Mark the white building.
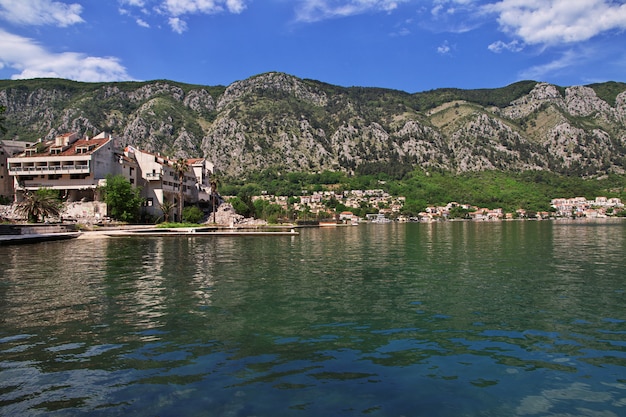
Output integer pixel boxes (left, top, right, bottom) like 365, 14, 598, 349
7, 132, 128, 202
0, 139, 30, 201
125, 147, 208, 221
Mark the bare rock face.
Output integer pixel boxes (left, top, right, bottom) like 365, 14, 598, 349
216, 72, 328, 110
183, 89, 216, 113
204, 203, 266, 226
616, 91, 626, 124
448, 113, 547, 172
2, 74, 625, 177
503, 83, 565, 119
565, 86, 612, 117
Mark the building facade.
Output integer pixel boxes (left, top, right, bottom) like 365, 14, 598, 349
7, 132, 214, 221
7, 132, 124, 202
0, 139, 29, 201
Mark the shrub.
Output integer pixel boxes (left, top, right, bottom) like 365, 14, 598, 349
102, 174, 143, 222
182, 206, 204, 223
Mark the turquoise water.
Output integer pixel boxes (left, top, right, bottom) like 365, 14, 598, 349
1, 221, 625, 416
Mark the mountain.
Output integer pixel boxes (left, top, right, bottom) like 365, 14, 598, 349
1, 73, 625, 178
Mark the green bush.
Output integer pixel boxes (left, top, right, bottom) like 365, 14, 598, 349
182, 206, 204, 223
102, 174, 143, 223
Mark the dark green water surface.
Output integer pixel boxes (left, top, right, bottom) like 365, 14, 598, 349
1, 221, 625, 416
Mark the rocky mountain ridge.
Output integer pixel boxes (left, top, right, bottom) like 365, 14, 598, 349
1, 73, 625, 178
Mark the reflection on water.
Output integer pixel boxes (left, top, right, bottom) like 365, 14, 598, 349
1, 221, 625, 416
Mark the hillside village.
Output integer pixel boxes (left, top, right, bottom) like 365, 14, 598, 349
1, 131, 624, 224
253, 192, 624, 222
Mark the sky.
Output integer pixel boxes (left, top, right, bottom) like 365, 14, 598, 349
0, 0, 625, 93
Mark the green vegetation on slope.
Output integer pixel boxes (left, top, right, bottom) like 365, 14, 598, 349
588, 81, 626, 107
411, 80, 538, 110
220, 169, 626, 215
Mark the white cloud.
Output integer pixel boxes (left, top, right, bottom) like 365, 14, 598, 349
519, 49, 582, 80
159, 0, 247, 17
437, 40, 452, 54
226, 0, 246, 14
294, 0, 409, 23
121, 0, 248, 32
168, 16, 188, 33
0, 0, 83, 27
483, 0, 626, 46
487, 39, 523, 53
426, 0, 483, 33
120, 0, 146, 6
0, 29, 132, 82
431, 0, 477, 17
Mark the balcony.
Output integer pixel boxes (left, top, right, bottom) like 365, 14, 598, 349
17, 178, 99, 190
146, 172, 162, 181
9, 164, 90, 174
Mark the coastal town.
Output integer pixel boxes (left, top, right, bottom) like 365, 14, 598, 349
253, 191, 624, 222
1, 131, 624, 225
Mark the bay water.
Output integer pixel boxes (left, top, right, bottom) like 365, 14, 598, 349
1, 221, 625, 416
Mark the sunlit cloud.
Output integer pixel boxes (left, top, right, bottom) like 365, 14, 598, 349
519, 49, 582, 80
425, 0, 484, 33
294, 0, 409, 23
488, 39, 523, 53
0, 0, 84, 27
437, 40, 451, 55
483, 0, 626, 46
431, 0, 478, 17
0, 29, 133, 82
120, 0, 248, 33
168, 16, 187, 34
120, 0, 146, 6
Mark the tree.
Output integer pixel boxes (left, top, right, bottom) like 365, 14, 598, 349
211, 178, 221, 223
229, 196, 252, 217
16, 188, 61, 223
102, 174, 143, 222
172, 158, 189, 222
183, 205, 204, 223
158, 199, 176, 223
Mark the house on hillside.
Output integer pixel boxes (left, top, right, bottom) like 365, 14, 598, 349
7, 132, 129, 202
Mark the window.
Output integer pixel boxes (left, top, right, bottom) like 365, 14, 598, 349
146, 198, 153, 207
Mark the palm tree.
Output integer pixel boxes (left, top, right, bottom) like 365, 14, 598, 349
16, 189, 61, 223
171, 158, 189, 222
209, 180, 218, 223
209, 174, 222, 223
158, 199, 176, 223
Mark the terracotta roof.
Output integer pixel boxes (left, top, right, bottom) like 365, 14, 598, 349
17, 137, 110, 158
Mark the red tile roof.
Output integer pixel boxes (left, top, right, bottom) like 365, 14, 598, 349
17, 137, 110, 158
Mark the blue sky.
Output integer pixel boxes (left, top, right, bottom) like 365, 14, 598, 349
0, 0, 625, 93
